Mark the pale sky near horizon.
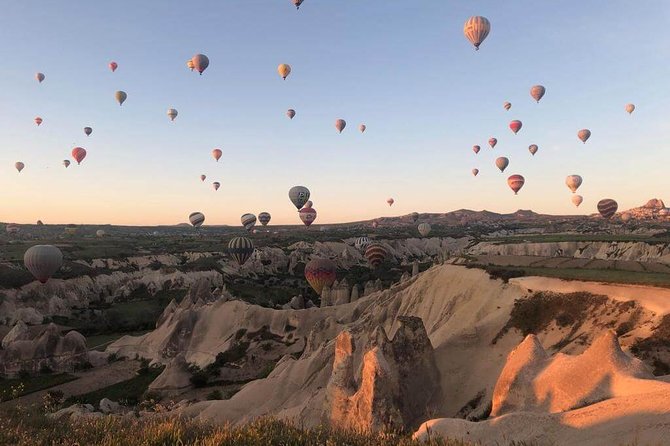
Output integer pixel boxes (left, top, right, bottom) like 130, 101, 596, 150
0, 1, 668, 226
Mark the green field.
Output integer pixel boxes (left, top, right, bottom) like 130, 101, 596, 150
64, 366, 164, 407
0, 373, 78, 402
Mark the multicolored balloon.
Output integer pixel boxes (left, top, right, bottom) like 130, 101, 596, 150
34, 117, 43, 126
109, 61, 118, 72
304, 258, 336, 295
507, 174, 525, 195
528, 144, 538, 156
278, 63, 291, 80
597, 199, 618, 219
364, 243, 388, 268
24, 245, 63, 283
299, 207, 317, 226
212, 148, 222, 162
578, 129, 591, 144
84, 127, 92, 136
286, 109, 296, 119
488, 138, 497, 149
509, 120, 522, 134
418, 223, 431, 237
565, 175, 582, 193
167, 108, 178, 121
189, 212, 205, 227
187, 59, 195, 71
530, 85, 546, 103
572, 195, 583, 207
115, 91, 127, 106
473, 145, 481, 154
335, 119, 346, 133
241, 213, 257, 231
355, 236, 371, 250
289, 186, 310, 209
212, 182, 220, 191
192, 54, 210, 75
258, 212, 271, 226
228, 237, 254, 266
495, 157, 509, 172
71, 147, 87, 165
503, 102, 511, 111
463, 16, 491, 50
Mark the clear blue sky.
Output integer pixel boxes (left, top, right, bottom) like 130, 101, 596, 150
0, 1, 668, 225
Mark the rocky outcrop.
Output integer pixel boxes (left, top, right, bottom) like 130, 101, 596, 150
324, 316, 441, 431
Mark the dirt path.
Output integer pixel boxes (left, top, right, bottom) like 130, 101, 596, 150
1, 359, 140, 409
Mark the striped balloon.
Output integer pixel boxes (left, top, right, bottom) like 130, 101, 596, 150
418, 223, 431, 237
289, 186, 310, 209
488, 138, 497, 149
241, 213, 257, 231
509, 120, 522, 134
507, 174, 525, 195
72, 147, 87, 164
530, 85, 546, 103
304, 258, 337, 295
503, 102, 511, 111
258, 212, 271, 226
597, 199, 618, 219
528, 144, 539, 156
299, 207, 317, 226
34, 116, 43, 126
473, 145, 481, 154
355, 236, 371, 250
189, 212, 205, 227
578, 129, 591, 144
365, 243, 388, 269
286, 109, 296, 119
463, 16, 491, 50
495, 157, 509, 172
228, 237, 254, 266
212, 182, 220, 191
24, 245, 63, 284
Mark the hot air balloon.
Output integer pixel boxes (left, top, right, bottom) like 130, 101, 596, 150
472, 168, 479, 177
200, 174, 206, 182
387, 198, 394, 207
572, 195, 583, 207
355, 236, 371, 250
71, 147, 87, 165
228, 237, 254, 266
96, 230, 106, 237
299, 207, 317, 226
286, 109, 296, 119
530, 85, 546, 103
84, 127, 92, 136
503, 102, 511, 111
597, 199, 618, 219
625, 104, 635, 114
212, 148, 222, 162
34, 117, 43, 126
24, 245, 63, 284
289, 186, 310, 209
186, 59, 195, 71
192, 54, 210, 75
473, 145, 481, 154
410, 212, 419, 223
62, 160, 71, 168
565, 175, 583, 193
304, 258, 336, 295
167, 108, 178, 121
189, 212, 205, 227
495, 157, 509, 172
509, 120, 522, 134
292, 0, 304, 9
109, 61, 118, 72
36, 220, 43, 226
507, 174, 525, 195
528, 144, 538, 156
359, 124, 366, 133
463, 16, 491, 50
304, 200, 313, 209
418, 223, 431, 237
241, 213, 257, 231
115, 91, 127, 106
488, 138, 497, 149
36, 72, 45, 83
212, 182, 220, 191
578, 129, 591, 144
335, 119, 346, 133
258, 212, 271, 226
365, 243, 387, 268
278, 63, 291, 80
15, 162, 25, 173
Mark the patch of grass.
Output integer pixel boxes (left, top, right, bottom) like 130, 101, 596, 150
0, 414, 478, 446
0, 373, 78, 402
63, 366, 163, 407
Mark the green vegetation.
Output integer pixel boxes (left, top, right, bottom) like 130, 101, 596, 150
630, 314, 670, 375
486, 232, 670, 245
0, 414, 476, 446
63, 365, 163, 407
0, 373, 78, 402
